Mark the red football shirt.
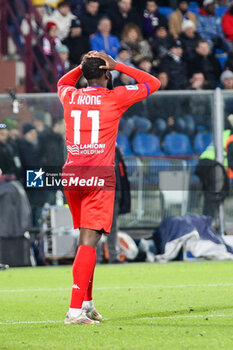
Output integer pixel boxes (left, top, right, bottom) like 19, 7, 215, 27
58, 62, 161, 168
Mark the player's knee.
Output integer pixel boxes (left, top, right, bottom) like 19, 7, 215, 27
79, 228, 102, 248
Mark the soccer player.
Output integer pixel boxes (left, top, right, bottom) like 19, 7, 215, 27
57, 51, 161, 325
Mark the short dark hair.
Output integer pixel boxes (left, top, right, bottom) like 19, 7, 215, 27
53, 118, 63, 127
82, 57, 106, 80
139, 57, 152, 63
197, 39, 209, 46
58, 1, 71, 8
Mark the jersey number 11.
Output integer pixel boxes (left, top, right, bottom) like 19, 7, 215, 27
71, 110, 99, 144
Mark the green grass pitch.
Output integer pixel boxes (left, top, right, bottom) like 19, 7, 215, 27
1, 261, 233, 350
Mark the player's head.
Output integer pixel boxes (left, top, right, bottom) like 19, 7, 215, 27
82, 57, 113, 89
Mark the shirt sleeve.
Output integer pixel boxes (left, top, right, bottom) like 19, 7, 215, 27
57, 65, 82, 104
58, 85, 76, 105
113, 84, 149, 111
112, 62, 161, 111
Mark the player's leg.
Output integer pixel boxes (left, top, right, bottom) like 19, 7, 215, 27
78, 228, 103, 321
65, 228, 102, 325
65, 189, 115, 325
81, 190, 116, 320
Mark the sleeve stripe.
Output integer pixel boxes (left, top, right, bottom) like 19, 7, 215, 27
60, 87, 71, 102
144, 82, 150, 97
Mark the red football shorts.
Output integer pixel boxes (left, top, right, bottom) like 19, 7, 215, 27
64, 189, 115, 234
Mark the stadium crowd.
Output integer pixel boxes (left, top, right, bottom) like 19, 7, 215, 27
28, 0, 233, 88
25, 0, 233, 136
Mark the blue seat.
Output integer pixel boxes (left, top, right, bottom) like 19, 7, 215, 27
215, 6, 227, 17
194, 132, 212, 154
164, 133, 193, 155
117, 135, 133, 156
188, 6, 199, 15
216, 54, 227, 69
189, 1, 198, 6
132, 134, 164, 156
188, 0, 199, 14
159, 7, 174, 18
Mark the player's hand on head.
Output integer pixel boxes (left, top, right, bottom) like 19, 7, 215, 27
91, 52, 116, 71
80, 51, 98, 68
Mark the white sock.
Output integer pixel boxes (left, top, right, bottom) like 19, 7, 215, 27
69, 307, 82, 317
82, 300, 94, 309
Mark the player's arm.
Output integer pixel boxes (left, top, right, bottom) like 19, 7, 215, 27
114, 62, 161, 95
57, 65, 82, 89
57, 52, 95, 103
57, 65, 82, 103
92, 52, 161, 109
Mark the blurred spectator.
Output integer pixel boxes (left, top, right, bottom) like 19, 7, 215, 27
2, 117, 22, 177
33, 113, 46, 133
220, 70, 233, 89
56, 45, 70, 78
44, 0, 61, 10
47, 0, 76, 40
143, 0, 168, 40
114, 72, 133, 87
169, 0, 197, 39
188, 71, 211, 89
222, 2, 233, 49
108, 0, 142, 37
32, 0, 61, 11
138, 57, 156, 75
0, 127, 16, 176
179, 20, 202, 61
188, 39, 222, 88
90, 17, 121, 58
159, 39, 189, 90
121, 24, 153, 65
70, 0, 86, 17
154, 115, 195, 138
63, 19, 90, 67
157, 71, 169, 90
21, 3, 48, 39
39, 119, 66, 167
80, 0, 101, 37
189, 94, 212, 131
135, 0, 174, 9
18, 124, 46, 227
224, 52, 233, 71
2, 117, 19, 147
43, 22, 62, 56
18, 124, 41, 169
112, 47, 135, 82
197, 0, 231, 52
151, 24, 174, 60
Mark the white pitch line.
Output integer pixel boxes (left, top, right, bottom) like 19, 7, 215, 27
0, 320, 63, 325
1, 283, 233, 293
0, 314, 233, 326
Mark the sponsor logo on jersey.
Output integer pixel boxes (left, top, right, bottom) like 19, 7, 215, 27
67, 143, 106, 155
125, 85, 138, 90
